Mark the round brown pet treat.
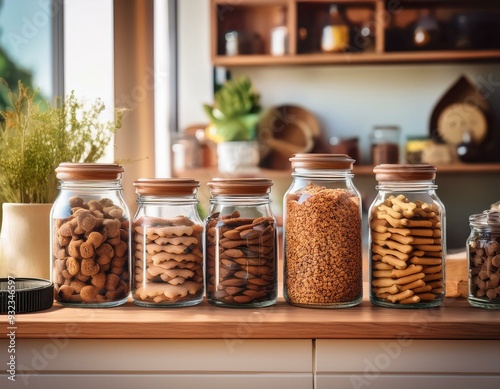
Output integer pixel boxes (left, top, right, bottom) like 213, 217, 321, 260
114, 240, 128, 257
96, 242, 114, 258
58, 221, 75, 237
58, 285, 74, 300
91, 270, 107, 290
80, 285, 98, 302
81, 258, 100, 276
105, 206, 124, 219
66, 256, 80, 276
68, 239, 83, 258
79, 241, 95, 258
105, 273, 121, 290
103, 218, 121, 238
87, 231, 104, 248
77, 210, 98, 232
69, 196, 85, 208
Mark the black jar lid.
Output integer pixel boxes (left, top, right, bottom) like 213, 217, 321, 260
0, 278, 54, 314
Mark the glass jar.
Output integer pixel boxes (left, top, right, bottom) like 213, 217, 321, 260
369, 164, 446, 308
467, 210, 500, 309
131, 178, 204, 307
205, 178, 277, 308
283, 154, 362, 308
50, 163, 131, 307
371, 125, 400, 165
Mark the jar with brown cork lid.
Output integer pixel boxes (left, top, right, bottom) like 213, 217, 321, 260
132, 178, 204, 307
369, 164, 446, 308
467, 210, 500, 310
205, 178, 277, 308
283, 154, 362, 308
50, 163, 131, 307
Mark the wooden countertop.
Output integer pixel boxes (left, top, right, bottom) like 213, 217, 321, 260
9, 296, 500, 340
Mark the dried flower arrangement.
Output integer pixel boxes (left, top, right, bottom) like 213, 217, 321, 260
0, 81, 123, 205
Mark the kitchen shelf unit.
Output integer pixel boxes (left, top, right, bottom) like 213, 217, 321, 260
210, 0, 500, 66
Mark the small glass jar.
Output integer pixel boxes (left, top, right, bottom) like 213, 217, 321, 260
283, 154, 362, 308
369, 164, 446, 308
50, 163, 131, 307
131, 178, 204, 307
467, 210, 500, 309
205, 178, 277, 308
371, 125, 400, 165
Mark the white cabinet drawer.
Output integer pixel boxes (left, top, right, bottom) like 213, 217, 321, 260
315, 339, 500, 389
315, 339, 500, 374
0, 373, 313, 389
316, 374, 500, 389
0, 339, 313, 388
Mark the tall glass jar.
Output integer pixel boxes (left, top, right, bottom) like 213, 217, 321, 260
283, 154, 362, 308
131, 178, 204, 307
205, 178, 277, 308
50, 163, 131, 307
467, 210, 500, 309
369, 164, 446, 308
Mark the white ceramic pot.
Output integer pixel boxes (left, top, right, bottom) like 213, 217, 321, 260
217, 141, 260, 173
0, 203, 52, 280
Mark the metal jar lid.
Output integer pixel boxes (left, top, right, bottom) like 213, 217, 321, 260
0, 278, 54, 314
469, 210, 500, 229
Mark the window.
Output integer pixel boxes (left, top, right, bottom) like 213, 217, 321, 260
0, 0, 63, 107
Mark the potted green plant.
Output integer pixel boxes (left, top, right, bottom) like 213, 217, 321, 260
203, 76, 261, 172
0, 81, 123, 279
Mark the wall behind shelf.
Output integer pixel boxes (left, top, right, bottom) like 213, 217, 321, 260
229, 63, 500, 164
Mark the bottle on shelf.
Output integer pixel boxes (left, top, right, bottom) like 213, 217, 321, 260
321, 4, 349, 53
270, 6, 289, 56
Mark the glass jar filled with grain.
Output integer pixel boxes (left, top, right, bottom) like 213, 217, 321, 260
283, 154, 362, 308
467, 210, 500, 310
369, 164, 446, 308
205, 178, 277, 308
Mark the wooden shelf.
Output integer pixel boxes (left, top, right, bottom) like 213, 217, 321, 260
12, 297, 500, 340
211, 0, 500, 66
213, 50, 500, 67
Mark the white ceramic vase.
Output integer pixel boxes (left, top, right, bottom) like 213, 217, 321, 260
217, 141, 260, 173
0, 203, 52, 280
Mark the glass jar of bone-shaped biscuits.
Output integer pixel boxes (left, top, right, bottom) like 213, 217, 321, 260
51, 163, 131, 307
369, 164, 446, 308
467, 210, 500, 309
132, 178, 204, 307
206, 178, 277, 308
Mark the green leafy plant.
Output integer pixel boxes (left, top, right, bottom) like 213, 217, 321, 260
203, 76, 261, 142
0, 81, 123, 204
